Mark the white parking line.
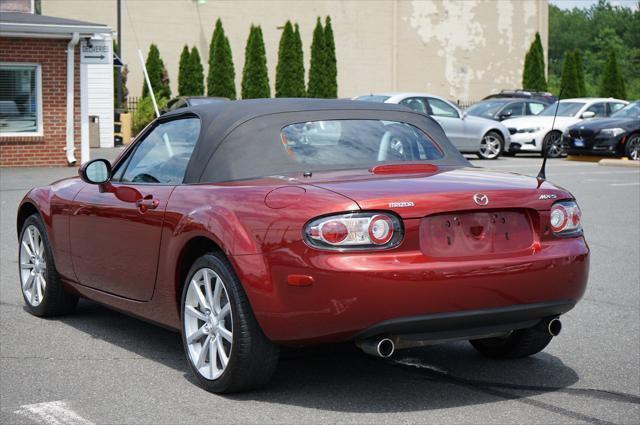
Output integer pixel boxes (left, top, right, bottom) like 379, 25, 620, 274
610, 182, 640, 186
14, 401, 94, 425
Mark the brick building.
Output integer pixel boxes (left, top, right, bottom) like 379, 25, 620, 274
0, 12, 111, 167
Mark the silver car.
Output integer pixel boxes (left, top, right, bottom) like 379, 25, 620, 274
355, 93, 511, 159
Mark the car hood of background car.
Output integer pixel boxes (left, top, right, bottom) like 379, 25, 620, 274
502, 115, 579, 130
298, 166, 571, 218
568, 116, 640, 132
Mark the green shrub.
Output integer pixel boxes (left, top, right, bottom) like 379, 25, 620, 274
573, 50, 586, 97
190, 46, 205, 96
307, 17, 326, 98
560, 51, 580, 98
324, 16, 337, 98
276, 21, 306, 97
178, 45, 191, 96
141, 44, 171, 99
522, 32, 547, 91
133, 96, 168, 135
242, 25, 270, 98
599, 51, 626, 99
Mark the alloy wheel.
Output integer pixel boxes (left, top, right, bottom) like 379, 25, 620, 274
545, 133, 563, 158
479, 134, 502, 159
628, 136, 640, 161
19, 225, 47, 307
184, 268, 233, 380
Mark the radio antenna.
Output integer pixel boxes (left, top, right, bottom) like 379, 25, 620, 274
537, 87, 563, 181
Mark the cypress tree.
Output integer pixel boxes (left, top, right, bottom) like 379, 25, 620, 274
573, 50, 586, 97
141, 43, 171, 99
190, 46, 205, 96
522, 32, 547, 91
178, 45, 191, 96
275, 21, 296, 97
292, 23, 306, 97
324, 16, 337, 98
307, 17, 326, 98
207, 18, 224, 96
599, 51, 626, 99
560, 51, 580, 99
209, 31, 236, 99
241, 25, 270, 99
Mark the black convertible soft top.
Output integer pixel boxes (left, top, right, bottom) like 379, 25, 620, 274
157, 98, 469, 183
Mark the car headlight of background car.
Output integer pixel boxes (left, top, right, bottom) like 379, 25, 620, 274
517, 127, 543, 134
599, 128, 626, 137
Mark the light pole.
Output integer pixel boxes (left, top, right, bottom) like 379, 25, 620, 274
116, 0, 122, 112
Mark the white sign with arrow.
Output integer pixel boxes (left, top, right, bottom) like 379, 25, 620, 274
80, 39, 110, 65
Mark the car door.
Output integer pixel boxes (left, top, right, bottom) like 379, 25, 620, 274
423, 97, 470, 150
69, 116, 200, 301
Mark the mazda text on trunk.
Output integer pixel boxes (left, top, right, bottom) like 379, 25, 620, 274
17, 99, 589, 393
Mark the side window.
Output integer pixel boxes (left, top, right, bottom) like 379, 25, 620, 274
118, 118, 200, 184
527, 102, 545, 115
501, 102, 524, 118
608, 102, 625, 115
399, 97, 428, 114
426, 97, 459, 118
586, 102, 606, 117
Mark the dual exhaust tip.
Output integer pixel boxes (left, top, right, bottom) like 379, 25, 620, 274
357, 318, 562, 358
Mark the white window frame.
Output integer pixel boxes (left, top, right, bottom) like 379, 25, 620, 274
0, 62, 44, 137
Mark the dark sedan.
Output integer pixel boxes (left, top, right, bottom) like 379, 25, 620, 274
563, 101, 640, 160
466, 98, 547, 121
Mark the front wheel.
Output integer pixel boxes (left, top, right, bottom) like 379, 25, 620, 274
625, 134, 640, 161
181, 253, 279, 393
542, 131, 564, 158
19, 214, 78, 316
477, 131, 504, 160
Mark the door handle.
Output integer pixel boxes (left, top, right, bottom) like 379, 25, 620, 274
136, 195, 159, 212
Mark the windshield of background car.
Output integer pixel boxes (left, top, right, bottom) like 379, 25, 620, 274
539, 101, 586, 117
354, 95, 391, 103
280, 120, 444, 165
467, 100, 509, 117
189, 98, 226, 106
611, 102, 640, 119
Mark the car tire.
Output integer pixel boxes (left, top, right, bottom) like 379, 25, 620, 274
180, 252, 279, 393
625, 134, 640, 161
469, 324, 553, 359
542, 131, 564, 158
477, 131, 504, 160
19, 214, 78, 317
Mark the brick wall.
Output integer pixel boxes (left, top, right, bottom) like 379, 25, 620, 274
0, 37, 80, 167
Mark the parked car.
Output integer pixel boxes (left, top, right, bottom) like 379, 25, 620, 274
466, 98, 547, 121
502, 98, 628, 157
483, 89, 557, 105
355, 93, 511, 159
17, 99, 589, 393
563, 100, 640, 160
162, 96, 228, 114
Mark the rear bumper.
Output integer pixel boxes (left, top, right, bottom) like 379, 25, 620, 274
234, 235, 589, 344
355, 300, 574, 341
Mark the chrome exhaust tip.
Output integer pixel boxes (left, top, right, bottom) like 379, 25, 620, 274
357, 338, 395, 358
547, 318, 562, 336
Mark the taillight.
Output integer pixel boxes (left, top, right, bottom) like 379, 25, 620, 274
550, 200, 582, 236
304, 212, 403, 250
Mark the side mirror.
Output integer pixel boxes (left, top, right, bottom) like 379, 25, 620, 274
79, 158, 112, 184
581, 111, 596, 119
499, 111, 513, 120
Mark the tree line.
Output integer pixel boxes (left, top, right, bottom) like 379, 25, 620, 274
521, 0, 637, 100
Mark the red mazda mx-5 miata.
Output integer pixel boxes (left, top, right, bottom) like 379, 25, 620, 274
17, 99, 589, 393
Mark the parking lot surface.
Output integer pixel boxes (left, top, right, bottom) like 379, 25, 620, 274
1, 154, 639, 424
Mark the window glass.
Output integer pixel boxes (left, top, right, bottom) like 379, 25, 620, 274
281, 119, 444, 165
400, 97, 428, 114
539, 102, 586, 117
586, 102, 606, 117
354, 95, 391, 103
466, 100, 509, 118
120, 118, 200, 184
501, 102, 524, 117
0, 64, 40, 134
611, 102, 639, 119
426, 98, 459, 118
608, 102, 626, 114
527, 102, 545, 115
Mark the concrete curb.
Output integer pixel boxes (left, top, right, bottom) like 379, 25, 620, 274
598, 159, 640, 168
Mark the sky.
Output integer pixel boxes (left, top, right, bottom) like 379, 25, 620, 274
550, 0, 639, 10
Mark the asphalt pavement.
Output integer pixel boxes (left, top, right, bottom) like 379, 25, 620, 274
1, 153, 639, 424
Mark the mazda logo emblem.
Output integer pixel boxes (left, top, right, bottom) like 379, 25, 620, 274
473, 193, 489, 206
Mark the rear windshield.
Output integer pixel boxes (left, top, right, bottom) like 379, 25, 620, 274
281, 119, 444, 165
